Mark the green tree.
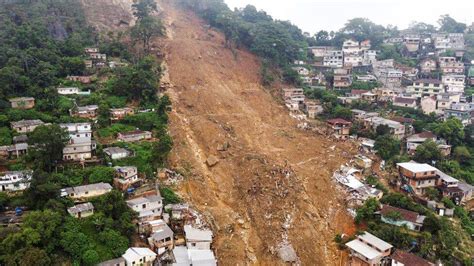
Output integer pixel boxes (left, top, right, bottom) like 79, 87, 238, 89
131, 16, 164, 50
28, 124, 69, 172
424, 187, 440, 200
414, 140, 442, 163
438, 15, 467, 33
432, 118, 464, 146
453, 146, 472, 164
374, 135, 400, 160
375, 124, 390, 136
88, 166, 115, 184
82, 250, 100, 266
152, 133, 173, 167
355, 198, 379, 224
132, 0, 157, 20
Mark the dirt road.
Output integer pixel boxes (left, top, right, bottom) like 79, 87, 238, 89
155, 1, 357, 265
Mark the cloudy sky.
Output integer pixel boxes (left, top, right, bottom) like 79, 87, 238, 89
224, 0, 473, 34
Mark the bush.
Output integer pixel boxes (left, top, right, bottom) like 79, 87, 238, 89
159, 187, 181, 205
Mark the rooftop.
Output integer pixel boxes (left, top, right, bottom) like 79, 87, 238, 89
391, 250, 433, 266
380, 204, 424, 224
345, 239, 382, 260
67, 202, 94, 215
184, 225, 213, 242
9, 97, 34, 102
394, 97, 416, 104
104, 147, 130, 155
397, 162, 438, 173
358, 231, 393, 251
414, 79, 441, 85
327, 118, 352, 125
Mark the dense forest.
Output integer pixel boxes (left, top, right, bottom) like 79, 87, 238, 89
0, 0, 173, 265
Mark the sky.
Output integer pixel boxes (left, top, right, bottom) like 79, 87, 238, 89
224, 0, 474, 34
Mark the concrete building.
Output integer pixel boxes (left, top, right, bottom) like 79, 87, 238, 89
439, 57, 464, 74
323, 50, 344, 68
346, 231, 393, 266
70, 105, 99, 119
114, 166, 139, 190
117, 131, 152, 142
397, 162, 439, 196
393, 97, 417, 109
184, 225, 213, 250
60, 123, 96, 161
442, 74, 465, 93
126, 195, 163, 222
147, 220, 174, 255
380, 204, 426, 231
110, 107, 135, 122
420, 96, 437, 114
391, 250, 434, 266
9, 97, 35, 109
67, 202, 94, 218
406, 79, 444, 98
444, 103, 473, 126
364, 117, 405, 139
122, 247, 156, 266
0, 171, 32, 192
61, 182, 113, 200
327, 118, 352, 140
103, 147, 132, 160
11, 119, 45, 133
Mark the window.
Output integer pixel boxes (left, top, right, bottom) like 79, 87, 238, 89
142, 204, 146, 209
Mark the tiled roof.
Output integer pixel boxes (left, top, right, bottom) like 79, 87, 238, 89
380, 204, 420, 224
391, 250, 433, 266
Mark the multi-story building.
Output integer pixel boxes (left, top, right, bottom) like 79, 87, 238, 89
444, 103, 474, 126
393, 97, 417, 109
327, 118, 352, 140
334, 68, 352, 88
362, 50, 377, 65
377, 69, 402, 88
419, 58, 437, 73
0, 171, 32, 192
323, 50, 344, 68
439, 57, 464, 74
344, 54, 363, 67
345, 231, 393, 266
126, 195, 163, 222
442, 74, 465, 93
403, 34, 421, 54
60, 123, 96, 161
397, 162, 439, 195
406, 79, 444, 98
114, 166, 140, 190
342, 39, 361, 55
432, 33, 465, 51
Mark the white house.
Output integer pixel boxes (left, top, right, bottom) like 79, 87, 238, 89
103, 147, 132, 160
0, 171, 32, 192
122, 247, 156, 266
60, 123, 96, 161
67, 202, 94, 218
126, 195, 163, 221
184, 225, 213, 250
442, 74, 465, 93
346, 232, 393, 266
61, 182, 112, 200
172, 246, 217, 266
380, 204, 426, 231
57, 87, 80, 95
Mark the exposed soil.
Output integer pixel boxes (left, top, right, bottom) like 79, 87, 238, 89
155, 1, 357, 265
82, 0, 358, 264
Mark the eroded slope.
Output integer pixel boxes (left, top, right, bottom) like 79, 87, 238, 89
156, 1, 356, 265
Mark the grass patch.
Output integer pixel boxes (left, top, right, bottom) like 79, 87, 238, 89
97, 123, 135, 138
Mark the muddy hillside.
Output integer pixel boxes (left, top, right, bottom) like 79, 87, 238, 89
82, 0, 357, 264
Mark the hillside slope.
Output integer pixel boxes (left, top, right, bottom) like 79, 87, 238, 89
156, 1, 356, 265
